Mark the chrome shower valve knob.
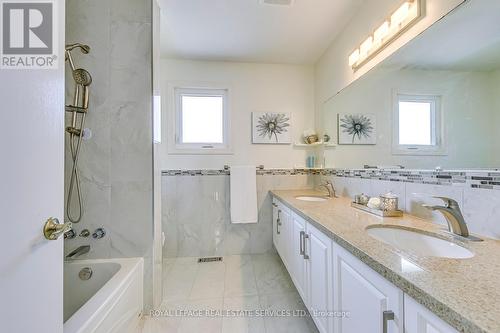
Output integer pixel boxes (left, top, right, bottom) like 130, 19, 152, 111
92, 228, 106, 239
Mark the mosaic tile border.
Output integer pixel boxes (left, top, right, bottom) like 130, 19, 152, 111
162, 168, 500, 190
161, 168, 317, 176
319, 169, 500, 190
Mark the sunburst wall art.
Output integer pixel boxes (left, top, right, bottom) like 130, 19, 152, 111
252, 112, 291, 144
338, 113, 376, 145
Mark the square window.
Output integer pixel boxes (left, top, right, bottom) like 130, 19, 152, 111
181, 95, 224, 144
398, 101, 432, 145
393, 94, 445, 155
173, 87, 229, 152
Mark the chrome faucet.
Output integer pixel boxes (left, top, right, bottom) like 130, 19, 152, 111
66, 245, 90, 260
319, 180, 337, 198
423, 196, 480, 240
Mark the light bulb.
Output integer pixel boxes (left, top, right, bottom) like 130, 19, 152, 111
374, 21, 390, 44
360, 36, 373, 58
391, 1, 411, 27
349, 49, 360, 67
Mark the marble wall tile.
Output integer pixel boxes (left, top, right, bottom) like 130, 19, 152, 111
369, 179, 407, 211
318, 175, 371, 199
162, 176, 228, 257
463, 187, 500, 239
162, 174, 314, 258
65, 0, 154, 309
316, 174, 500, 240
325, 176, 351, 197
405, 183, 464, 226
348, 178, 372, 198
110, 0, 151, 23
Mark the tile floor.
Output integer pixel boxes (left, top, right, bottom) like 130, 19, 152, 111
139, 254, 319, 333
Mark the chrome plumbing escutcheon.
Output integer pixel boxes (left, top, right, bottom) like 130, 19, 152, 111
64, 229, 76, 239
79, 229, 90, 238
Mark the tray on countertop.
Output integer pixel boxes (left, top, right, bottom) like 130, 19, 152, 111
351, 202, 403, 217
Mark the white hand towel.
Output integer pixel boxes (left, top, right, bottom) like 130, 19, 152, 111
230, 165, 258, 224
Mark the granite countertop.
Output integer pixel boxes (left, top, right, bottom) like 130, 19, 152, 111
271, 189, 500, 333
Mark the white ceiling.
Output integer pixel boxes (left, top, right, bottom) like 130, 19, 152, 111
158, 0, 364, 65
383, 0, 500, 72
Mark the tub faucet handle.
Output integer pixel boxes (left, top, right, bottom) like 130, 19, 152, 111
44, 217, 72, 240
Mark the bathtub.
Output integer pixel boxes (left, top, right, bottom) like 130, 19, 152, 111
63, 258, 143, 333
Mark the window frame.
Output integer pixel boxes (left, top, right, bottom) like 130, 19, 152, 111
392, 93, 446, 156
170, 86, 232, 155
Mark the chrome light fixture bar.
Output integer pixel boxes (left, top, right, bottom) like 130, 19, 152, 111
349, 0, 425, 70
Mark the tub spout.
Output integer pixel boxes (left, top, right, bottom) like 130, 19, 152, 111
66, 245, 90, 260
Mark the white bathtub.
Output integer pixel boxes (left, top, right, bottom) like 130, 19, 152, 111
63, 258, 143, 333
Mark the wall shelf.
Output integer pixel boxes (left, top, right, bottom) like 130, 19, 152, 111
293, 141, 337, 148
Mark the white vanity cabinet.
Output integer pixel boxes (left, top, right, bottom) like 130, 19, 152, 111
273, 201, 333, 333
404, 295, 458, 333
271, 198, 457, 333
333, 242, 403, 333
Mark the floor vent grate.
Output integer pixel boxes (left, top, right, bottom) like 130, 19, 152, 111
198, 257, 223, 263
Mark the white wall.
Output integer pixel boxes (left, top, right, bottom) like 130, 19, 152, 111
161, 58, 315, 169
314, 0, 465, 131
322, 68, 498, 169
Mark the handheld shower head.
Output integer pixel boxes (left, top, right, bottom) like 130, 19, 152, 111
73, 68, 92, 86
66, 43, 90, 54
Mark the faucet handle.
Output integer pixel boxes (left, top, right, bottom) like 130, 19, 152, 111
43, 218, 72, 240
432, 196, 460, 208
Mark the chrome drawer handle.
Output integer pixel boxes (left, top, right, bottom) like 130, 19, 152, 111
383, 310, 395, 333
276, 210, 281, 235
303, 233, 310, 259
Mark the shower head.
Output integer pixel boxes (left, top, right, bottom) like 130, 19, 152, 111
65, 43, 90, 54
73, 68, 92, 86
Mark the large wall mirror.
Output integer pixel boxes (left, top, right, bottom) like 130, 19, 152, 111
322, 1, 500, 170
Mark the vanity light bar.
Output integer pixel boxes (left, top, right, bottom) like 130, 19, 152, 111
349, 0, 424, 70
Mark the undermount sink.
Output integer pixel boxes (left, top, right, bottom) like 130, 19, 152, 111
366, 226, 474, 259
295, 196, 329, 202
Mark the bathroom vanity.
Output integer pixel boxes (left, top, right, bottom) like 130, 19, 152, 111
271, 190, 500, 333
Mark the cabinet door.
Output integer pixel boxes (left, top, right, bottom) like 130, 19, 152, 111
279, 204, 292, 270
290, 212, 307, 300
306, 223, 334, 333
404, 295, 457, 333
333, 243, 403, 333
